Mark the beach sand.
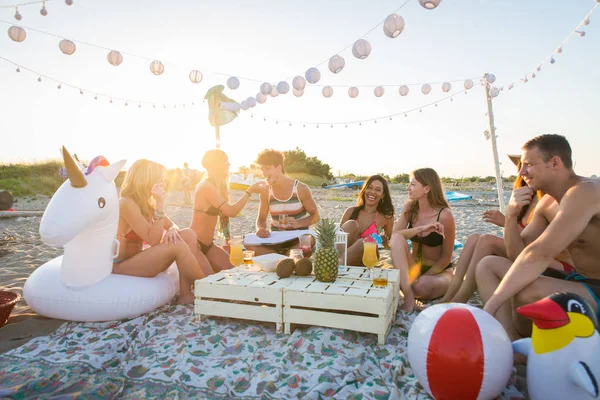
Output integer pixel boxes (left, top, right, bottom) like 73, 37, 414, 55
0, 185, 506, 353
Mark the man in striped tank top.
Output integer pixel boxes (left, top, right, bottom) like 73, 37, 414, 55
246, 149, 320, 256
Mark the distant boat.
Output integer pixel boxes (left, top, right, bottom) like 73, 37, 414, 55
322, 181, 365, 190
446, 191, 472, 202
229, 173, 262, 191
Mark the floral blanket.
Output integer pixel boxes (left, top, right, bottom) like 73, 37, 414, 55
0, 305, 525, 399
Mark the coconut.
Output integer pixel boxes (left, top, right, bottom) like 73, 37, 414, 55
295, 258, 313, 276
276, 258, 295, 278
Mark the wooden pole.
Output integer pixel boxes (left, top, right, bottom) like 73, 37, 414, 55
215, 100, 221, 149
484, 74, 506, 213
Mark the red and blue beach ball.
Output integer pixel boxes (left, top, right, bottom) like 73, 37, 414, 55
407, 303, 513, 400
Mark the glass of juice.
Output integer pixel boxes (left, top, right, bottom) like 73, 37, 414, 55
243, 250, 255, 266
278, 214, 288, 229
299, 235, 313, 258
362, 237, 378, 278
372, 268, 388, 288
229, 236, 244, 275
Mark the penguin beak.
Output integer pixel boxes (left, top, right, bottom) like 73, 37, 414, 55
517, 297, 569, 329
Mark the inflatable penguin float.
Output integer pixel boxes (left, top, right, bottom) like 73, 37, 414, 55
513, 292, 600, 400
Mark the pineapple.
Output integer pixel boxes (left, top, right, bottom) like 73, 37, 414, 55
314, 218, 339, 283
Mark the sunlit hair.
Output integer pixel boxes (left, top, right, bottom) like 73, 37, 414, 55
513, 160, 543, 225
355, 175, 395, 218
256, 149, 285, 173
523, 134, 573, 169
405, 168, 449, 224
120, 159, 166, 220
202, 149, 229, 201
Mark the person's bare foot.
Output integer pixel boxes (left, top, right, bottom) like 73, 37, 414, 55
177, 294, 195, 305
513, 353, 527, 365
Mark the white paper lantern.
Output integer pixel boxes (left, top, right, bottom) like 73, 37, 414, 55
305, 68, 321, 84
490, 87, 500, 98
485, 73, 496, 84
227, 76, 240, 90
398, 85, 410, 96
256, 93, 267, 104
189, 70, 203, 83
59, 39, 76, 55
149, 60, 164, 75
352, 39, 371, 59
464, 79, 474, 90
260, 82, 273, 95
383, 14, 405, 38
374, 86, 385, 97
419, 0, 442, 9
293, 88, 304, 97
441, 82, 451, 92
241, 100, 249, 111
421, 84, 432, 95
7, 26, 26, 42
292, 76, 306, 91
328, 55, 345, 74
322, 86, 333, 98
107, 50, 123, 66
276, 81, 290, 94
348, 87, 359, 98
232, 102, 241, 111
246, 97, 257, 107
269, 85, 279, 97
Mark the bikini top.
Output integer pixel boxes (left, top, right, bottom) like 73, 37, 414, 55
408, 208, 445, 247
122, 230, 143, 242
349, 207, 379, 239
194, 200, 226, 217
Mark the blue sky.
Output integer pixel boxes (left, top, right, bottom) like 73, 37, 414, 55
0, 0, 598, 178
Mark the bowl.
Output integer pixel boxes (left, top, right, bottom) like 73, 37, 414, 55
253, 253, 289, 272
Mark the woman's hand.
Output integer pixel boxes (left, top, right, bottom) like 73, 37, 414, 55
482, 209, 505, 227
151, 183, 166, 208
421, 222, 445, 238
248, 181, 266, 194
164, 227, 181, 246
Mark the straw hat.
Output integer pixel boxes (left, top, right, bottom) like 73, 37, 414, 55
507, 154, 521, 167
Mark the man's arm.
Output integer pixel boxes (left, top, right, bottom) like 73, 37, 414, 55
485, 182, 600, 315
294, 183, 320, 228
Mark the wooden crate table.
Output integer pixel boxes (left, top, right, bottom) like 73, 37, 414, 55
283, 267, 400, 344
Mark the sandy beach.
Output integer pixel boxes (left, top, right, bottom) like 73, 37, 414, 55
0, 184, 507, 352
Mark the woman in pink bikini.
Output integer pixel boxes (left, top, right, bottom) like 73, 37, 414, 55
340, 175, 395, 266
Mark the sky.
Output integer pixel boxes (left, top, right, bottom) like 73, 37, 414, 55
0, 0, 599, 178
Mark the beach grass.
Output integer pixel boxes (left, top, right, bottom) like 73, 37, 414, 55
288, 172, 329, 187
0, 161, 64, 197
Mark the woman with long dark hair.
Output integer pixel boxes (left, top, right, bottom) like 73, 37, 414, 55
340, 175, 395, 266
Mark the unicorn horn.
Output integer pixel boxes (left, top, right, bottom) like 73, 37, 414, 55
62, 146, 87, 188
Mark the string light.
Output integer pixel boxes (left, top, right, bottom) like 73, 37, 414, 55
40, 1, 47, 16
14, 7, 21, 20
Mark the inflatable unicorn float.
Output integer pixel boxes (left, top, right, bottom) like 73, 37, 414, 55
24, 147, 179, 322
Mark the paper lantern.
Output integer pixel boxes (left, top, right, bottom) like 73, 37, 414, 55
232, 102, 241, 112
107, 50, 123, 66
348, 87, 359, 98
293, 88, 304, 97
8, 26, 26, 42
276, 81, 290, 94
419, 0, 442, 10
408, 304, 513, 400
464, 79, 474, 90
352, 39, 371, 59
269, 85, 279, 97
489, 87, 499, 98
59, 39, 76, 55
441, 82, 451, 92
256, 93, 267, 104
421, 84, 432, 95
246, 97, 257, 108
189, 70, 203, 83
374, 86, 385, 97
485, 73, 496, 84
328, 55, 345, 74
149, 60, 164, 75
292, 76, 306, 91
240, 100, 249, 111
227, 76, 240, 90
322, 86, 333, 98
305, 68, 321, 84
260, 82, 272, 95
398, 85, 409, 96
383, 14, 405, 38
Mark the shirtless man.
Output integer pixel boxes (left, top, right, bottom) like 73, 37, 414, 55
476, 134, 600, 340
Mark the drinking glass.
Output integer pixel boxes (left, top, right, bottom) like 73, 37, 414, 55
362, 238, 378, 278
299, 235, 313, 258
372, 268, 388, 288
229, 236, 244, 275
278, 214, 288, 229
243, 250, 255, 265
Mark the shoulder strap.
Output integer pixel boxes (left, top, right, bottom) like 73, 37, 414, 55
437, 208, 444, 221
292, 180, 299, 195
349, 207, 361, 220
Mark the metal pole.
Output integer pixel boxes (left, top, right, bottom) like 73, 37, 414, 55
484, 74, 506, 213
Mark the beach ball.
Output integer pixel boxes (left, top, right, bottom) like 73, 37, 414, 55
408, 303, 513, 400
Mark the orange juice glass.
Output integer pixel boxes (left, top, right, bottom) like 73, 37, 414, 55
229, 237, 244, 274
362, 241, 378, 277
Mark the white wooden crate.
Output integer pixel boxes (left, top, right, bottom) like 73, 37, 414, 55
283, 267, 400, 344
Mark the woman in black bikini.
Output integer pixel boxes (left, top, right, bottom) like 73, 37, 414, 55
189, 150, 265, 275
339, 175, 395, 266
390, 168, 456, 312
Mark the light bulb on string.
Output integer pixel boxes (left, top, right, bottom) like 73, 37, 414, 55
37, 76, 42, 82
404, 114, 407, 117
345, 125, 348, 128
79, 89, 83, 94
57, 84, 61, 89
556, 45, 563, 53
40, 2, 48, 16
14, 7, 21, 21
125, 102, 128, 106
419, 109, 422, 113
330, 125, 333, 128
163, 105, 165, 108
435, 104, 438, 107
583, 18, 590, 26
316, 125, 319, 128
576, 30, 586, 37
153, 105, 156, 108
138, 104, 141, 108
303, 124, 305, 128
550, 57, 556, 64
276, 121, 278, 124
450, 98, 454, 102
289, 123, 292, 127
389, 117, 392, 120
374, 120, 377, 124
110, 99, 114, 104
16, 66, 20, 72
94, 95, 98, 100
359, 122, 362, 126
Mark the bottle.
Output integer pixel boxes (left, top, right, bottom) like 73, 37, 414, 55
289, 249, 303, 264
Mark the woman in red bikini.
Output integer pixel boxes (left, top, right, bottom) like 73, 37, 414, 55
112, 159, 205, 304
390, 168, 456, 312
189, 150, 265, 274
340, 175, 395, 266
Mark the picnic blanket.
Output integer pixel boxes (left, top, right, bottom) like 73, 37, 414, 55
0, 304, 526, 399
